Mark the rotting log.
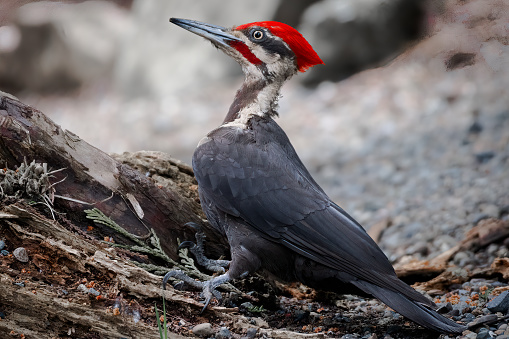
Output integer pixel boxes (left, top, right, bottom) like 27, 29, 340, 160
0, 92, 228, 260
0, 203, 217, 338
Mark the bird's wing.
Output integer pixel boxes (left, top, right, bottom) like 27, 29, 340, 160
193, 120, 420, 297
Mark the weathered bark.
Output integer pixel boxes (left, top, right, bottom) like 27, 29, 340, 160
0, 92, 228, 260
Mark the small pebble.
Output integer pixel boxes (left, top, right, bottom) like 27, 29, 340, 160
1, 249, 9, 256
192, 323, 214, 337
475, 151, 495, 164
240, 302, 254, 310
294, 309, 309, 322
0, 240, 5, 250
309, 311, 321, 322
475, 329, 491, 339
13, 247, 29, 262
14, 282, 24, 287
245, 327, 258, 339
462, 313, 475, 323
216, 326, 231, 338
437, 302, 453, 314
77, 284, 88, 293
88, 288, 100, 296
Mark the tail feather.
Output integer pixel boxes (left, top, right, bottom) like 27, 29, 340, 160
352, 280, 466, 334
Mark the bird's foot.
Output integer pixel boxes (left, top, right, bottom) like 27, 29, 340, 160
162, 270, 231, 313
180, 222, 230, 273
200, 272, 231, 312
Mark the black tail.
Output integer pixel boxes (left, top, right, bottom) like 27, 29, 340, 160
352, 280, 466, 334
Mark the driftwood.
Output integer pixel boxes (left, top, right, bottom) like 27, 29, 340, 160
0, 92, 228, 260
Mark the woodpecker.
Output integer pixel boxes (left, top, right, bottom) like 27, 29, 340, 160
165, 18, 465, 334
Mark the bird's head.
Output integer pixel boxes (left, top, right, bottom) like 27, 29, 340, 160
170, 18, 324, 82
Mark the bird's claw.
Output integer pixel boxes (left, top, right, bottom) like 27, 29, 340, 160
181, 221, 231, 273
200, 280, 223, 313
178, 240, 196, 250
184, 221, 202, 231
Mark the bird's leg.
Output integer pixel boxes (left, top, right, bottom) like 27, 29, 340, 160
180, 222, 230, 273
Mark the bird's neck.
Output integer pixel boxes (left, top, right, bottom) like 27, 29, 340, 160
222, 75, 286, 127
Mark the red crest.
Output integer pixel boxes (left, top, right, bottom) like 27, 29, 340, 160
236, 21, 324, 72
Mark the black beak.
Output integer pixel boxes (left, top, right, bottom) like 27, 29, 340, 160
170, 18, 242, 47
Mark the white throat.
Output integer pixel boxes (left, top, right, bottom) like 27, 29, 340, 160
222, 79, 283, 129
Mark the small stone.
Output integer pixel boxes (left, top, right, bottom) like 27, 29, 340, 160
216, 327, 231, 338
486, 244, 499, 256
245, 328, 258, 339
449, 309, 460, 317
453, 251, 469, 265
88, 288, 100, 296
1, 249, 9, 256
462, 313, 476, 324
192, 323, 214, 337
14, 282, 24, 287
309, 311, 321, 322
437, 302, 453, 314
77, 284, 88, 293
475, 151, 495, 164
486, 290, 509, 313
476, 329, 491, 339
468, 121, 483, 134
13, 247, 29, 262
294, 309, 309, 322
240, 302, 254, 310
0, 240, 5, 250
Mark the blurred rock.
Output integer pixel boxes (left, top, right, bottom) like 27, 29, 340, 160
192, 323, 214, 337
486, 291, 509, 313
0, 1, 132, 26
273, 0, 320, 27
0, 1, 130, 94
299, 0, 426, 85
113, 0, 279, 100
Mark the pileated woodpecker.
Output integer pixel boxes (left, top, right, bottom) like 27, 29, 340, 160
165, 18, 465, 334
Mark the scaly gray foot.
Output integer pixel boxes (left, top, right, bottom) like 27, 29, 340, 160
162, 270, 231, 313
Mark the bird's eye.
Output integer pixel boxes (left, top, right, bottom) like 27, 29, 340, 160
252, 30, 264, 40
